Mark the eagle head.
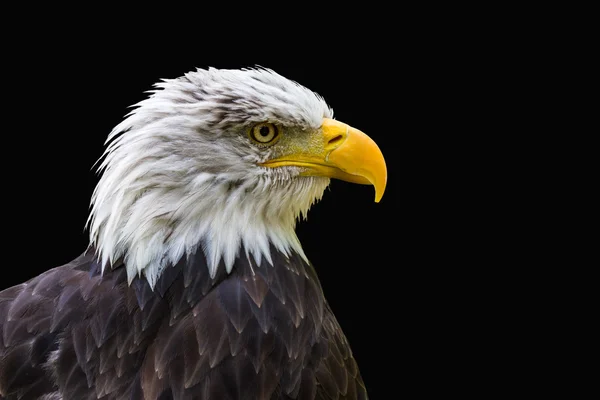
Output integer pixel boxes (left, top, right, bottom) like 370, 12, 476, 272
88, 68, 387, 287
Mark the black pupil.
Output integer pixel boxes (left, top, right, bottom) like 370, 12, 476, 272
259, 126, 271, 137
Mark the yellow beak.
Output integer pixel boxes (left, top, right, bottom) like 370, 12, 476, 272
260, 118, 387, 202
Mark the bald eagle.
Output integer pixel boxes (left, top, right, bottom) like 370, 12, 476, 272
0, 68, 386, 400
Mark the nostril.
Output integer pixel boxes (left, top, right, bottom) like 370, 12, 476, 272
328, 135, 344, 146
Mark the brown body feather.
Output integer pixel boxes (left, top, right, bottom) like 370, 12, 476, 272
0, 248, 367, 399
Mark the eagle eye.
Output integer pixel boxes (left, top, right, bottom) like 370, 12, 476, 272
249, 123, 280, 145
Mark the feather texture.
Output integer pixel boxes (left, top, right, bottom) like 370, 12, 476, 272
0, 249, 367, 399
87, 68, 333, 287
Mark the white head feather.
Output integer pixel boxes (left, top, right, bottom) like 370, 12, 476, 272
87, 68, 333, 287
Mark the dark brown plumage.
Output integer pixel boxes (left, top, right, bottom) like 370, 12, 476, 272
0, 249, 367, 399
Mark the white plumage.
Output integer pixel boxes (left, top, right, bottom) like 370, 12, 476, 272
88, 68, 334, 287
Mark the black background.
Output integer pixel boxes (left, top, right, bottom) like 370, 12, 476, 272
0, 11, 530, 397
